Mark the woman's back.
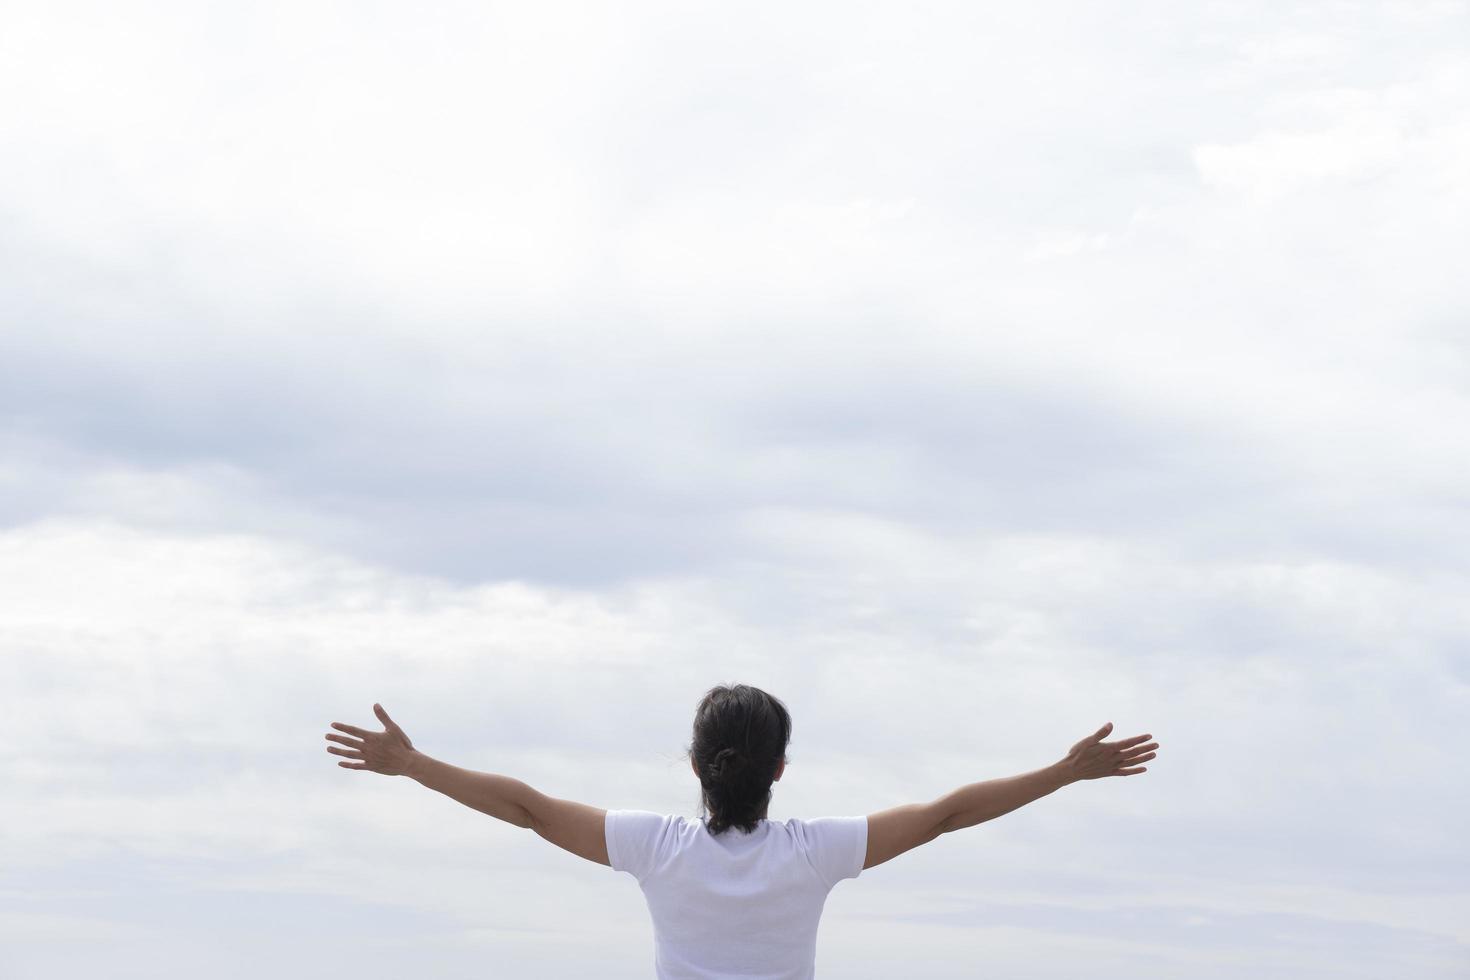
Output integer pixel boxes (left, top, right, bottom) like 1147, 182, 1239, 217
607, 809, 868, 980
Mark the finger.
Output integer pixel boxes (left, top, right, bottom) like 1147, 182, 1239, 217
1102, 734, 1152, 751
1120, 751, 1157, 765
1093, 722, 1113, 742
1116, 766, 1147, 775
326, 746, 365, 759
338, 761, 369, 770
325, 733, 365, 749
374, 703, 403, 734
1114, 743, 1158, 760
331, 722, 373, 738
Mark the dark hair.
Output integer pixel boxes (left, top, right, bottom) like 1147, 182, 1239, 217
687, 683, 792, 836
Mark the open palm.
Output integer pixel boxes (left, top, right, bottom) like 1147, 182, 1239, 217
324, 703, 418, 776
1064, 722, 1158, 780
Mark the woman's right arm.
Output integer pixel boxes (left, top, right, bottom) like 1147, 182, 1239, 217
864, 722, 1158, 870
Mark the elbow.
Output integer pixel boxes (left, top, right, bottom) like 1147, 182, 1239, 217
519, 788, 550, 831
938, 809, 993, 835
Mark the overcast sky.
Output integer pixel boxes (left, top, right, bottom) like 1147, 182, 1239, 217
3, 1, 1468, 977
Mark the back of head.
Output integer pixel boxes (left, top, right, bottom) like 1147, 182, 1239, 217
688, 683, 792, 836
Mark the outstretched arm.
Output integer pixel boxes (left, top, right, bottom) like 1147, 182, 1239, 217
325, 704, 610, 867
864, 722, 1158, 870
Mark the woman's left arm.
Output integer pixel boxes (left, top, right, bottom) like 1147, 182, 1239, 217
408, 754, 610, 866
326, 704, 610, 867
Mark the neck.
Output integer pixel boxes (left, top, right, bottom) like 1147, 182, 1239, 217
704, 800, 770, 822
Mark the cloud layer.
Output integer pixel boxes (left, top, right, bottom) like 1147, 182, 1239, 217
4, 1, 1468, 977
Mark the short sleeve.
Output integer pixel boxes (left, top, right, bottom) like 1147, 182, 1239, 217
605, 809, 678, 882
791, 815, 868, 889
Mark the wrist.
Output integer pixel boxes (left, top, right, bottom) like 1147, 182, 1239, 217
1049, 758, 1077, 787
403, 749, 429, 780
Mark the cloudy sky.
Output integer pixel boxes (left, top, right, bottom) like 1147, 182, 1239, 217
3, 1, 1468, 977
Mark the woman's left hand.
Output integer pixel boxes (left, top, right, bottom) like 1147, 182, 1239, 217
325, 703, 419, 776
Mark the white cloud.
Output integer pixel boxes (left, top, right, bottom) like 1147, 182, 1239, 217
4, 518, 1467, 975
4, 0, 1469, 976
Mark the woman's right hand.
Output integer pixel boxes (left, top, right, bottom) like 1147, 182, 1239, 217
1063, 722, 1158, 781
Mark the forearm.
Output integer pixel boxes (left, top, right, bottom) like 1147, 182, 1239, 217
404, 752, 540, 829
937, 761, 1075, 833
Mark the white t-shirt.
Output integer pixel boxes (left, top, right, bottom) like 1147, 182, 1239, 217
605, 810, 868, 980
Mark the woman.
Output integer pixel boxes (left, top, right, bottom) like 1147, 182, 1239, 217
325, 684, 1159, 979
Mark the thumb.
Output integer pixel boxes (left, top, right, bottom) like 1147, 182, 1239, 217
1095, 721, 1112, 741
375, 703, 413, 748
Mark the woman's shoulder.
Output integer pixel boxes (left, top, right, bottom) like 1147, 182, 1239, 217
777, 814, 867, 828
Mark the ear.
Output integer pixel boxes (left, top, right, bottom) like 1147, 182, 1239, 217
691, 757, 699, 778
774, 757, 786, 782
